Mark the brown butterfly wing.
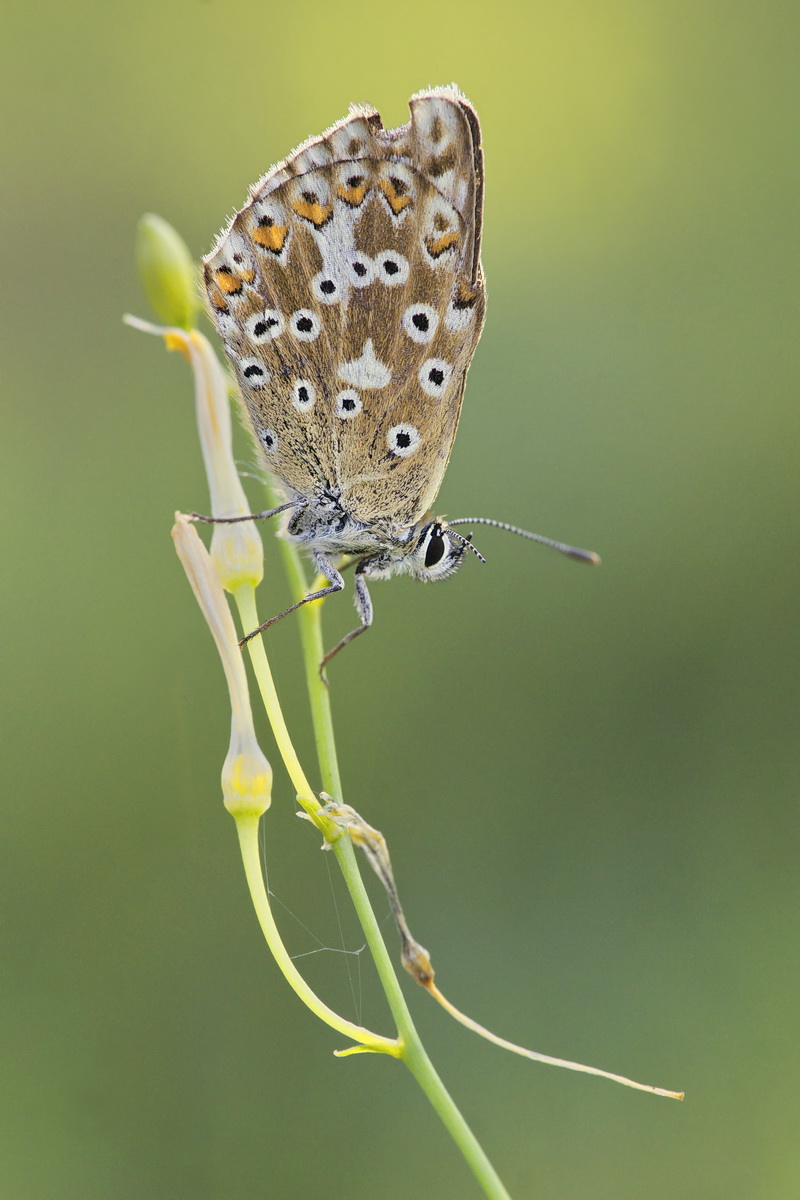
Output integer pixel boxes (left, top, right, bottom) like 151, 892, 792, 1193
203, 86, 485, 535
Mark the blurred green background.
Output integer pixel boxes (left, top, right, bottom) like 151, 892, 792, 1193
2, 1, 798, 1196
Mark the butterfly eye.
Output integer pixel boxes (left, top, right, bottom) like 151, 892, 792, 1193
412, 522, 468, 582
424, 529, 447, 568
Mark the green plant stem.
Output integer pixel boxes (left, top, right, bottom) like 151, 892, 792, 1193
333, 829, 512, 1200
233, 585, 319, 809
278, 543, 343, 799
282, 537, 512, 1200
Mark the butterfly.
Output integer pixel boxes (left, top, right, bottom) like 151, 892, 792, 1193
202, 86, 597, 672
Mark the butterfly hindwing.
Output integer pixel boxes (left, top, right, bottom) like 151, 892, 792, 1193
203, 86, 485, 533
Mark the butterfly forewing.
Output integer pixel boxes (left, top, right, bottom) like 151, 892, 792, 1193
203, 87, 485, 535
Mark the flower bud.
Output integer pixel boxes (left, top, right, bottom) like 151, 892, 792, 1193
221, 729, 273, 819
187, 332, 264, 591
125, 312, 265, 592
136, 213, 198, 331
172, 514, 271, 817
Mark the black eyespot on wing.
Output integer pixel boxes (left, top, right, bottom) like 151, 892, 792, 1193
401, 303, 439, 344
335, 389, 362, 419
347, 253, 375, 288
237, 356, 269, 390
386, 422, 420, 456
418, 357, 452, 397
253, 315, 280, 337
312, 272, 340, 304
245, 310, 284, 343
291, 379, 315, 411
290, 309, 322, 341
375, 251, 409, 286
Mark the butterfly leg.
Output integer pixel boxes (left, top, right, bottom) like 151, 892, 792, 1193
239, 552, 344, 648
319, 561, 375, 678
189, 500, 302, 525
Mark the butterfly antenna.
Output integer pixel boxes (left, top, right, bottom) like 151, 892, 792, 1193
445, 527, 486, 563
447, 518, 601, 565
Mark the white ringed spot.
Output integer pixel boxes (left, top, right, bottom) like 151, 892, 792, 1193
291, 379, 315, 411
237, 357, 269, 389
346, 252, 376, 288
387, 423, 421, 457
245, 309, 284, 343
375, 250, 409, 286
290, 309, 322, 341
335, 389, 362, 419
401, 303, 439, 344
312, 271, 341, 304
418, 358, 452, 398
258, 428, 278, 452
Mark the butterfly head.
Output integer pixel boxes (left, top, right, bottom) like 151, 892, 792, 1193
405, 519, 485, 582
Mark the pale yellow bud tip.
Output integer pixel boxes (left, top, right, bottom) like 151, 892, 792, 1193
136, 213, 198, 331
210, 522, 265, 594
222, 741, 273, 819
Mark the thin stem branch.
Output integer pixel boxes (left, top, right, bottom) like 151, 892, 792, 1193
235, 814, 398, 1054
280, 550, 343, 800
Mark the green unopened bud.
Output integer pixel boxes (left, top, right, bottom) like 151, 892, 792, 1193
137, 213, 198, 330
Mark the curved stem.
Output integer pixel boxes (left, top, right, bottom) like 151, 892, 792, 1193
234, 813, 398, 1053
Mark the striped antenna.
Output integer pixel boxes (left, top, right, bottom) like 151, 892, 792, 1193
445, 527, 486, 564
446, 518, 601, 566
